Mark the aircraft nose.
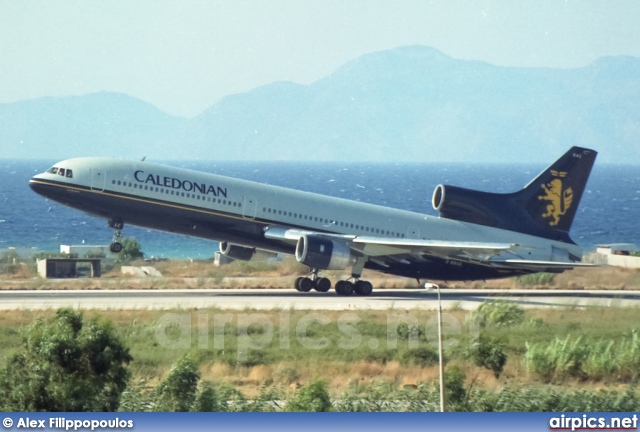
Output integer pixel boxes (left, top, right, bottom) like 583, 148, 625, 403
29, 176, 48, 196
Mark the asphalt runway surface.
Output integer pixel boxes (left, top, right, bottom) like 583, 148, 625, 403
1, 288, 640, 310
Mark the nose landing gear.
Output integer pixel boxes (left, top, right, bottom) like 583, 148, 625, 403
108, 218, 124, 253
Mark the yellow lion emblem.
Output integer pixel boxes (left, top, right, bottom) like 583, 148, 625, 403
538, 172, 573, 226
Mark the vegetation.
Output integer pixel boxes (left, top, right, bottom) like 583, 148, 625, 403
524, 331, 640, 381
285, 380, 332, 412
1, 301, 640, 411
465, 336, 507, 378
114, 237, 145, 263
153, 355, 201, 411
0, 309, 132, 411
471, 299, 525, 327
515, 272, 556, 287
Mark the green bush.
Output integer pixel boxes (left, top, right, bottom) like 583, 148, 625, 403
472, 300, 525, 327
115, 238, 144, 263
443, 366, 470, 411
399, 347, 439, 367
154, 355, 200, 411
192, 382, 218, 412
285, 380, 332, 412
466, 337, 507, 378
396, 323, 423, 340
0, 309, 132, 412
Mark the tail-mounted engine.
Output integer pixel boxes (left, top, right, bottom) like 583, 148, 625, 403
431, 147, 597, 243
219, 242, 277, 262
432, 183, 559, 240
432, 184, 500, 227
295, 235, 356, 270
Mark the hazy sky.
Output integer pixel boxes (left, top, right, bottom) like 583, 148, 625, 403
1, 0, 639, 117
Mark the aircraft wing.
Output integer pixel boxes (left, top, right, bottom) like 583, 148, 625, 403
264, 227, 594, 270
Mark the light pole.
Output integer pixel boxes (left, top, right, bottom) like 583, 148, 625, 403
426, 282, 446, 412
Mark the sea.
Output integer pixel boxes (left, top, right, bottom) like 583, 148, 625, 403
1, 159, 639, 259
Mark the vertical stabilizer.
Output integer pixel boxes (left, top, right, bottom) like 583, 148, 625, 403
433, 146, 597, 243
518, 146, 597, 235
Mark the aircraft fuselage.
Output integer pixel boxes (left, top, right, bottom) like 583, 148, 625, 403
30, 157, 584, 282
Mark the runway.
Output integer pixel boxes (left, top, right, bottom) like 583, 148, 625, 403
1, 288, 640, 310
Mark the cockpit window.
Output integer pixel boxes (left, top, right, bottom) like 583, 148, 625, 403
46, 166, 73, 178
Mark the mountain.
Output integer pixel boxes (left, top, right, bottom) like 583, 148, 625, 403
2, 45, 639, 163
0, 92, 187, 159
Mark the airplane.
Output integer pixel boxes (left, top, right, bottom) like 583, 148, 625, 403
29, 146, 597, 296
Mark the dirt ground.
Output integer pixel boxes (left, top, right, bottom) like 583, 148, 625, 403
0, 259, 638, 291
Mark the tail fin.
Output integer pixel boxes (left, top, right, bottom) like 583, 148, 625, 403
433, 146, 597, 243
517, 146, 597, 236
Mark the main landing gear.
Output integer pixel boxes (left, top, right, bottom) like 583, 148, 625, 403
108, 218, 124, 253
335, 279, 373, 296
295, 269, 332, 293
293, 268, 374, 296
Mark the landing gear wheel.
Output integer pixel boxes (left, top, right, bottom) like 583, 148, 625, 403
314, 277, 331, 292
335, 280, 354, 296
108, 218, 124, 254
297, 277, 314, 292
294, 277, 304, 292
354, 280, 373, 296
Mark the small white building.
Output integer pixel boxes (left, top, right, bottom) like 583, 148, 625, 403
592, 243, 640, 269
